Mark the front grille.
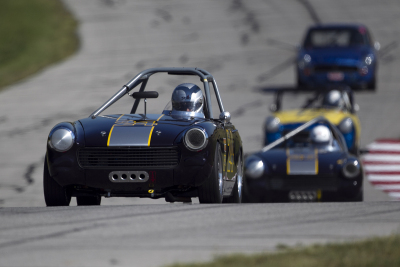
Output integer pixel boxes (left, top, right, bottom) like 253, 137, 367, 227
314, 65, 358, 72
78, 147, 179, 169
270, 175, 338, 191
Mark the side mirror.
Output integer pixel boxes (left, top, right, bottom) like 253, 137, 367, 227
374, 41, 381, 51
353, 103, 360, 113
219, 111, 231, 124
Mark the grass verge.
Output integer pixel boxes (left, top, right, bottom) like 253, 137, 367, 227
0, 0, 78, 91
167, 235, 400, 267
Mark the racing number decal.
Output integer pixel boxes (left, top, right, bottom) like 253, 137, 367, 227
225, 130, 234, 173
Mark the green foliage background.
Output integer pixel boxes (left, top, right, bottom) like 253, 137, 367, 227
0, 0, 78, 90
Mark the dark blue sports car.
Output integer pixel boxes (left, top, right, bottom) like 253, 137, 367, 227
44, 67, 243, 206
244, 117, 363, 203
296, 24, 379, 90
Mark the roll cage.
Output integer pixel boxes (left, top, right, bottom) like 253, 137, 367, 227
89, 67, 225, 120
271, 86, 356, 113
261, 116, 348, 152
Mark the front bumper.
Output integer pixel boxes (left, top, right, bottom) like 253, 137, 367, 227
47, 146, 213, 197
245, 173, 362, 202
297, 65, 375, 89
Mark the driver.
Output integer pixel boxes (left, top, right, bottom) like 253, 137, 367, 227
310, 125, 333, 149
322, 90, 344, 109
171, 83, 205, 118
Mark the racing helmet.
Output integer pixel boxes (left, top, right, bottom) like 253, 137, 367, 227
322, 90, 344, 109
310, 125, 332, 146
171, 83, 204, 113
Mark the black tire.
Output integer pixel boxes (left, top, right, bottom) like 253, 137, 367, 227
351, 190, 363, 202
367, 77, 376, 91
76, 195, 101, 206
43, 158, 71, 206
296, 75, 305, 89
198, 145, 224, 203
223, 152, 243, 203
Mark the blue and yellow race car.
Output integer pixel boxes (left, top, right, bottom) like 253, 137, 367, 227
245, 117, 363, 202
296, 23, 379, 90
264, 88, 361, 155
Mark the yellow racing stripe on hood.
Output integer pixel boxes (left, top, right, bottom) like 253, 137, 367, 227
107, 125, 115, 146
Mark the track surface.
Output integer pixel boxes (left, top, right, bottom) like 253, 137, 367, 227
1, 203, 400, 267
0, 0, 400, 266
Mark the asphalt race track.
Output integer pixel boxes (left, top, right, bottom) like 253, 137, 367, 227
0, 0, 400, 266
0, 203, 399, 267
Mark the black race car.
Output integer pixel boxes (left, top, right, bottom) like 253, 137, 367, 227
44, 67, 243, 206
244, 117, 363, 203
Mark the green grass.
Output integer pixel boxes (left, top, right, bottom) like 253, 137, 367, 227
167, 235, 400, 267
0, 0, 78, 90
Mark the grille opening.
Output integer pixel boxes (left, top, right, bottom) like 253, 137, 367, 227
78, 147, 179, 169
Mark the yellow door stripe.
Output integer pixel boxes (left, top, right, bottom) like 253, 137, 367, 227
315, 149, 319, 174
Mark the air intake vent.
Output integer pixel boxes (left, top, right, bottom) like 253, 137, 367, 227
78, 147, 179, 169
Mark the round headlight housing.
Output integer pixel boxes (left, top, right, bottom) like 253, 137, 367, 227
364, 54, 374, 65
338, 117, 353, 134
265, 117, 281, 132
49, 128, 75, 152
342, 160, 361, 179
245, 156, 265, 179
184, 128, 208, 151
298, 54, 312, 69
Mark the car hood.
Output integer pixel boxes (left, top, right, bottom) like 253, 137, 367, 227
256, 148, 345, 175
302, 46, 371, 64
274, 109, 352, 125
79, 114, 203, 147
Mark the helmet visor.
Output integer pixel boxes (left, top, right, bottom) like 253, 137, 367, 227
172, 100, 203, 112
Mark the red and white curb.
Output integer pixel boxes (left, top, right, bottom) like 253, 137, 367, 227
362, 139, 400, 201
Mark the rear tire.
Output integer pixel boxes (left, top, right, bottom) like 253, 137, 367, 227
198, 145, 224, 203
223, 152, 243, 203
43, 158, 71, 206
351, 190, 363, 202
367, 77, 376, 91
77, 196, 101, 206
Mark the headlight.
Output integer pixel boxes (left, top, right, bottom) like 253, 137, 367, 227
265, 117, 281, 132
338, 118, 353, 134
184, 128, 208, 151
342, 160, 361, 178
298, 54, 312, 69
49, 128, 75, 152
364, 54, 374, 65
245, 156, 265, 179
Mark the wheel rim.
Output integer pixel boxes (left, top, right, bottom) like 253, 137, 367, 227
217, 155, 223, 199
237, 156, 243, 200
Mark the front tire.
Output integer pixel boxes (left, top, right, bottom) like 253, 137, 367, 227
198, 145, 224, 203
77, 196, 101, 206
43, 158, 71, 206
